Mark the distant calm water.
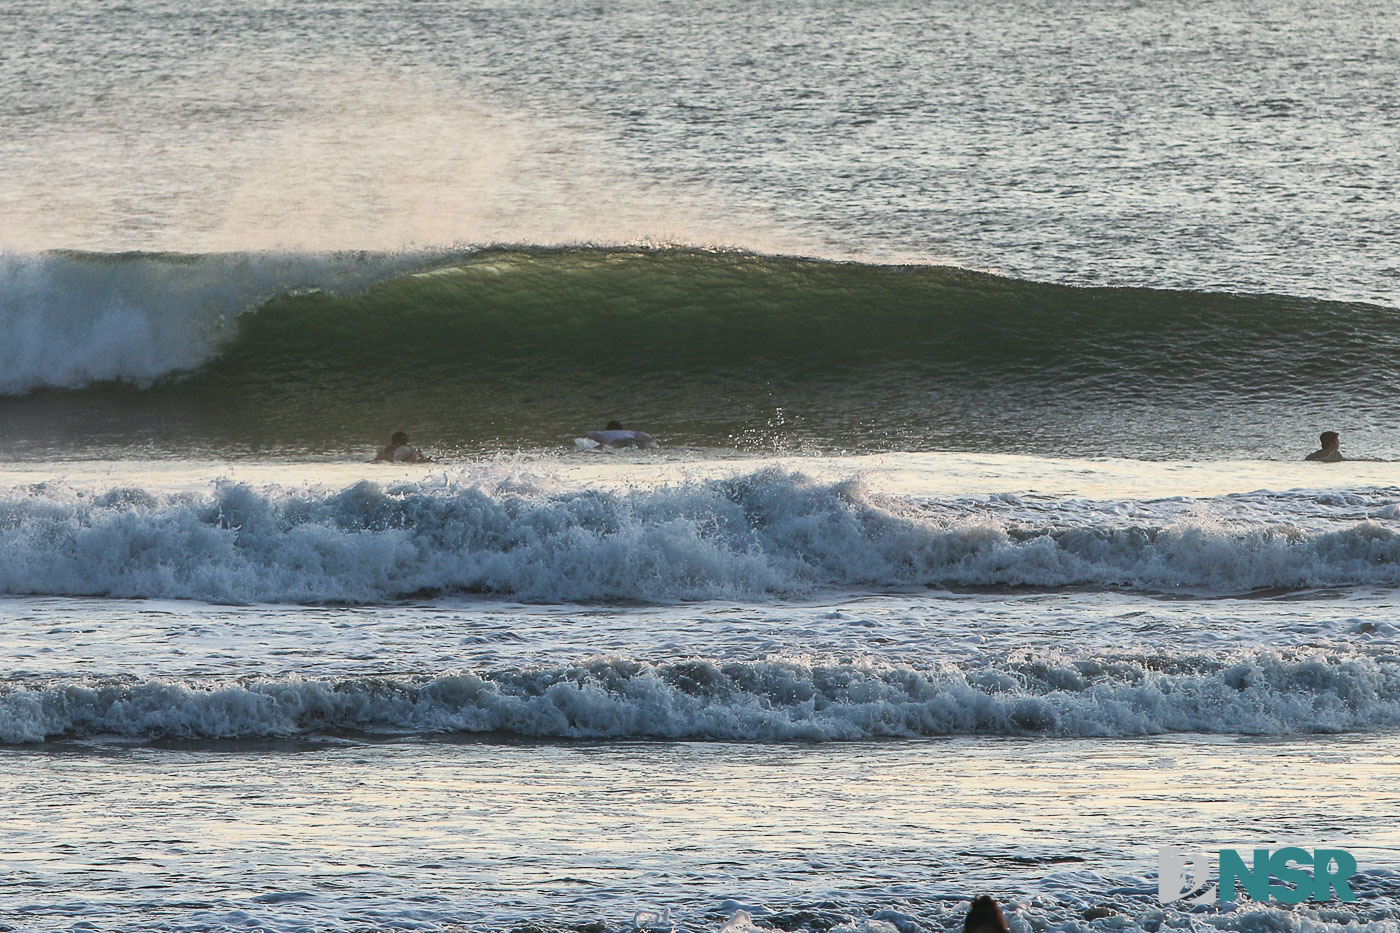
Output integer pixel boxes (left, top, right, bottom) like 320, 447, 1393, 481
2, 2, 1399, 932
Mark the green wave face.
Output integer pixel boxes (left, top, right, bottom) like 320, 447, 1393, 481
8, 248, 1400, 459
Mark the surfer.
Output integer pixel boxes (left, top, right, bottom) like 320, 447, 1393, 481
583, 420, 658, 450
964, 896, 1012, 933
373, 431, 431, 463
1305, 431, 1344, 462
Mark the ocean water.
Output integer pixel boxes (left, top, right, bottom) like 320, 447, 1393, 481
3, 1, 1400, 932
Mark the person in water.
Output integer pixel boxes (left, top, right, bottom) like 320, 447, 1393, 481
584, 420, 658, 449
1305, 430, 1344, 462
373, 431, 430, 463
964, 896, 1012, 933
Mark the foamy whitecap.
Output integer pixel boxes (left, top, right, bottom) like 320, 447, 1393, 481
1, 471, 1400, 604
0, 251, 423, 393
4, 651, 1398, 744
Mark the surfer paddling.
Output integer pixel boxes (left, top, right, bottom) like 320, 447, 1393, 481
373, 431, 432, 463
1305, 430, 1344, 462
583, 420, 658, 450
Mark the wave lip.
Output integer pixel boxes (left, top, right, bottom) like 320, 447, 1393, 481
5, 651, 1398, 744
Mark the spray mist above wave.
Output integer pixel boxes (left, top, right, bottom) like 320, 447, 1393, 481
4, 470, 1400, 604
4, 650, 1398, 744
0, 70, 808, 257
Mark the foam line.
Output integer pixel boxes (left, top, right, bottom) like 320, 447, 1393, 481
5, 651, 1398, 743
4, 472, 1400, 604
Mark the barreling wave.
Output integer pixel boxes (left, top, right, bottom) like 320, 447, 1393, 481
3, 471, 1400, 604
0, 249, 427, 395
4, 650, 1398, 744
4, 247, 1399, 457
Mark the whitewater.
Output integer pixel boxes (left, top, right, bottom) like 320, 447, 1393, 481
5, 453, 1400, 932
5, 0, 1400, 931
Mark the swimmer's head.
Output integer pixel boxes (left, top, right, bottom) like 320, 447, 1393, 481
964, 896, 1011, 933
606, 421, 624, 431
1321, 431, 1340, 449
391, 431, 409, 446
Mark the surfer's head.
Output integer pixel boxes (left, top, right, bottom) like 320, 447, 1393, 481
606, 421, 624, 431
1320, 431, 1339, 450
964, 896, 1011, 933
391, 431, 409, 446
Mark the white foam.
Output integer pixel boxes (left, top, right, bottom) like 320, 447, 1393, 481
0, 251, 419, 393
4, 650, 1399, 744
2, 470, 1400, 604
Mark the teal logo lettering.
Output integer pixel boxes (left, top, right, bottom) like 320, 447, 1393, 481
1158, 847, 1358, 905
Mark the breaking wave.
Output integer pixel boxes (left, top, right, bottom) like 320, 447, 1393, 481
4, 470, 1400, 604
4, 247, 1399, 456
6, 245, 1398, 395
4, 651, 1398, 744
